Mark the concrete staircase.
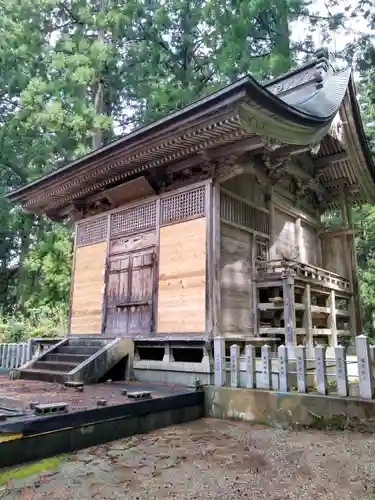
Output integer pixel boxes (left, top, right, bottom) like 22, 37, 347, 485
18, 337, 133, 384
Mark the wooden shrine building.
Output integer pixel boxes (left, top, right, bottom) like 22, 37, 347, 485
8, 51, 375, 384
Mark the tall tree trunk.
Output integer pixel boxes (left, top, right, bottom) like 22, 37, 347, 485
274, 0, 292, 70
92, 0, 106, 150
16, 214, 34, 313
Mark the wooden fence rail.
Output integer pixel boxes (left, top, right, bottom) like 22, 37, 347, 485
214, 335, 375, 400
0, 338, 62, 370
0, 342, 32, 369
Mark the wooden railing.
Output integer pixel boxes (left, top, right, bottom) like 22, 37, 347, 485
256, 258, 351, 292
214, 335, 373, 400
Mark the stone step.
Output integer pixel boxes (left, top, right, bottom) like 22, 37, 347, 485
57, 345, 100, 356
44, 353, 89, 364
19, 368, 68, 384
67, 338, 108, 347
33, 361, 77, 372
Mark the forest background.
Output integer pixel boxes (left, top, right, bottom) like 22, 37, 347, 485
1, 0, 375, 341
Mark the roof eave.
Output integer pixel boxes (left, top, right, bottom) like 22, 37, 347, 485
6, 78, 252, 203
348, 76, 375, 186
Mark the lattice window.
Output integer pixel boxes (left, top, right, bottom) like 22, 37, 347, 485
76, 217, 108, 246
160, 186, 206, 225
255, 237, 269, 261
220, 190, 270, 235
111, 201, 157, 237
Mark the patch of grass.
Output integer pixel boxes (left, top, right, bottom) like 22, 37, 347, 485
0, 456, 65, 485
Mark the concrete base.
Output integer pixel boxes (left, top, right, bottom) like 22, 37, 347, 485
134, 359, 213, 386
0, 391, 204, 468
205, 386, 375, 431
68, 338, 134, 383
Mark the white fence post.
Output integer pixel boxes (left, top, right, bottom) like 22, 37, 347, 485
2, 344, 8, 368
335, 345, 349, 397
245, 344, 256, 389
261, 345, 271, 389
11, 344, 17, 368
356, 334, 374, 399
278, 345, 289, 392
5, 344, 11, 368
230, 344, 240, 388
15, 344, 21, 368
315, 345, 328, 395
21, 343, 27, 366
27, 339, 33, 362
295, 345, 307, 393
214, 337, 225, 387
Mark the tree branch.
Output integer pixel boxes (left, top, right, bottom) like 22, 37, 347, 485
58, 2, 85, 26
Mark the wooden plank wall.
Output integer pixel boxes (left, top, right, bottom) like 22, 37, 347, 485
70, 242, 107, 334
321, 235, 348, 278
157, 218, 206, 333
221, 174, 267, 208
272, 207, 322, 267
301, 222, 321, 266
272, 209, 297, 259
220, 223, 253, 335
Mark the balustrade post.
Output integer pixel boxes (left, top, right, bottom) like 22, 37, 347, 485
261, 345, 271, 389
278, 345, 289, 392
295, 345, 307, 393
214, 337, 225, 387
356, 335, 374, 399
335, 345, 349, 397
315, 345, 328, 395
230, 344, 240, 388
245, 344, 256, 389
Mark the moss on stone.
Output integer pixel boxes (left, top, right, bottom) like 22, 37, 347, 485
0, 455, 65, 485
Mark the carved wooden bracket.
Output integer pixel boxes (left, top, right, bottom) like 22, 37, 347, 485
262, 152, 287, 183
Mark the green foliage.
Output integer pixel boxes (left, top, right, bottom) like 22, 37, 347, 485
0, 306, 67, 343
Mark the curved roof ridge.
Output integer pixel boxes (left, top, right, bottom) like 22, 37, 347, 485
281, 68, 352, 119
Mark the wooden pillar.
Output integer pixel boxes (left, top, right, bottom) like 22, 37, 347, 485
295, 217, 303, 262
303, 284, 313, 355
252, 236, 259, 336
101, 214, 112, 334
268, 187, 275, 258
347, 200, 363, 333
212, 182, 221, 336
328, 289, 338, 349
339, 183, 348, 227
283, 274, 296, 351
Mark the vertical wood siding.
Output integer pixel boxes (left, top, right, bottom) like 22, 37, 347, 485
70, 241, 107, 334
272, 209, 297, 259
157, 218, 206, 333
220, 223, 253, 335
301, 222, 320, 266
321, 235, 348, 278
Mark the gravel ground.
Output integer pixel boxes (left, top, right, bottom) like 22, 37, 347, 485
2, 418, 375, 499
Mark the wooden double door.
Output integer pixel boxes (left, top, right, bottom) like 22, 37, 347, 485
104, 234, 155, 337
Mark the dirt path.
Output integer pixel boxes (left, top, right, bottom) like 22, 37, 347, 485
2, 418, 375, 499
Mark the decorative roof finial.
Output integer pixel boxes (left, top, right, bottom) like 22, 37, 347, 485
315, 47, 330, 61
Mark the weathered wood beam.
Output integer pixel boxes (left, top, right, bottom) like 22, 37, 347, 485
205, 136, 265, 159
164, 155, 202, 174
314, 151, 348, 171
269, 144, 311, 158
